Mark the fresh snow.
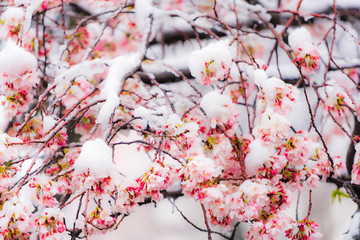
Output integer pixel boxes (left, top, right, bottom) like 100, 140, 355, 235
73, 139, 115, 178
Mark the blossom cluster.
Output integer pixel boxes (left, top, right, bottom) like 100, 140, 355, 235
288, 27, 321, 75
0, 0, 357, 240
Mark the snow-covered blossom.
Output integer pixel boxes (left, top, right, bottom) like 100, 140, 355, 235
0, 196, 35, 240
307, 143, 345, 179
72, 139, 119, 195
0, 134, 22, 191
245, 138, 272, 176
0, 133, 22, 163
158, 113, 199, 157
29, 174, 60, 207
58, 76, 95, 109
35, 208, 66, 240
247, 211, 291, 240
73, 139, 114, 178
182, 155, 222, 196
188, 41, 232, 85
255, 107, 291, 144
113, 161, 178, 214
0, 7, 24, 40
184, 156, 220, 183
89, 206, 116, 229
200, 184, 233, 229
289, 27, 320, 74
200, 91, 238, 129
237, 179, 289, 222
254, 69, 299, 115
0, 40, 38, 115
282, 131, 312, 167
137, 161, 177, 199
0, 1, 355, 240
321, 82, 352, 118
285, 218, 322, 240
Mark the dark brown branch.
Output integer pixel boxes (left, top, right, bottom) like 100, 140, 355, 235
347, 118, 360, 175
137, 69, 191, 84
150, 28, 227, 46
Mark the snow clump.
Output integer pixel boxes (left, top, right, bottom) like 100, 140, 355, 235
74, 139, 115, 178
188, 40, 232, 85
245, 139, 271, 176
200, 91, 238, 129
288, 27, 320, 74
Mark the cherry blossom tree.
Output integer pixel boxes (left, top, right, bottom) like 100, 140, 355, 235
0, 0, 359, 239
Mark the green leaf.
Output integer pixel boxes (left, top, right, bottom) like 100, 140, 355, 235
3, 160, 12, 167
331, 189, 350, 204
